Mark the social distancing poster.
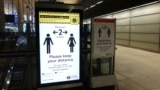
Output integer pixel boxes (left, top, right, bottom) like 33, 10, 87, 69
91, 18, 115, 75
39, 11, 80, 84
92, 18, 115, 58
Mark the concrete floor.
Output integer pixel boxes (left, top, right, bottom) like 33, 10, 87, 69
115, 45, 160, 90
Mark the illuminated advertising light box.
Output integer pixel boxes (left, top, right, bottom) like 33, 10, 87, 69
35, 3, 82, 87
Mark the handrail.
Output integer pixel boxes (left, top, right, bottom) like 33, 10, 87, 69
0, 71, 7, 89
0, 59, 12, 89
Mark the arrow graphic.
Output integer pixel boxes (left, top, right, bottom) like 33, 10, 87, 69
53, 30, 58, 34
63, 30, 68, 34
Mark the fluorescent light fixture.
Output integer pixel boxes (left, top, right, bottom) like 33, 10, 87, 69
8, 70, 10, 73
90, 4, 96, 8
88, 1, 103, 9
96, 1, 103, 4
29, 15, 32, 21
11, 66, 13, 69
7, 80, 10, 84
84, 8, 89, 11
24, 15, 27, 21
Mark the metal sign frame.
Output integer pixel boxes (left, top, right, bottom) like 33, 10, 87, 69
90, 18, 116, 88
35, 2, 83, 88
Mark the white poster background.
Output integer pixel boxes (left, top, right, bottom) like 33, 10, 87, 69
92, 18, 115, 59
39, 23, 80, 84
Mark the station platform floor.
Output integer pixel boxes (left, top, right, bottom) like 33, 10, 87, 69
115, 45, 160, 90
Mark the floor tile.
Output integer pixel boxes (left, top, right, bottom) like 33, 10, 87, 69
115, 72, 127, 81
129, 75, 160, 89
151, 88, 160, 90
115, 45, 160, 90
117, 79, 145, 90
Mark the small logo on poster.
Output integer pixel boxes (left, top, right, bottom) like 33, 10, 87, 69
71, 17, 79, 24
67, 76, 71, 80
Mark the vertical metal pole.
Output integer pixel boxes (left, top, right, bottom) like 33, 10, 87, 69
159, 16, 160, 53
12, 0, 13, 14
26, 55, 32, 90
26, 5, 31, 51
113, 19, 116, 74
26, 4, 32, 90
17, 0, 23, 33
26, 6, 29, 22
129, 9, 131, 47
83, 24, 89, 89
0, 0, 5, 32
8, 2, 9, 13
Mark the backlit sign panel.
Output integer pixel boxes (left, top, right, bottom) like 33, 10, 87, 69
38, 11, 80, 84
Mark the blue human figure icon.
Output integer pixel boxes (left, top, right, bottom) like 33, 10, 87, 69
43, 34, 53, 54
67, 33, 76, 53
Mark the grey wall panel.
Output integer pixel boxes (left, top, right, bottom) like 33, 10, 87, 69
111, 2, 160, 52
130, 33, 159, 43
116, 33, 129, 40
116, 18, 130, 25
131, 24, 160, 33
116, 40, 129, 46
130, 41, 159, 51
113, 10, 130, 19
131, 3, 160, 17
131, 14, 160, 25
116, 26, 130, 32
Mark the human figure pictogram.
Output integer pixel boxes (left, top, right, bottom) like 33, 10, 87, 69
67, 33, 76, 53
107, 28, 111, 37
98, 28, 102, 38
43, 34, 53, 54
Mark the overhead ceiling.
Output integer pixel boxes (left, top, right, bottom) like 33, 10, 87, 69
83, 0, 159, 19
4, 0, 82, 14
4, 0, 159, 19
4, 0, 36, 14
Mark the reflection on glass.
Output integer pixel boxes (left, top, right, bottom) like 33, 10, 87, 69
0, 23, 36, 52
92, 57, 112, 76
